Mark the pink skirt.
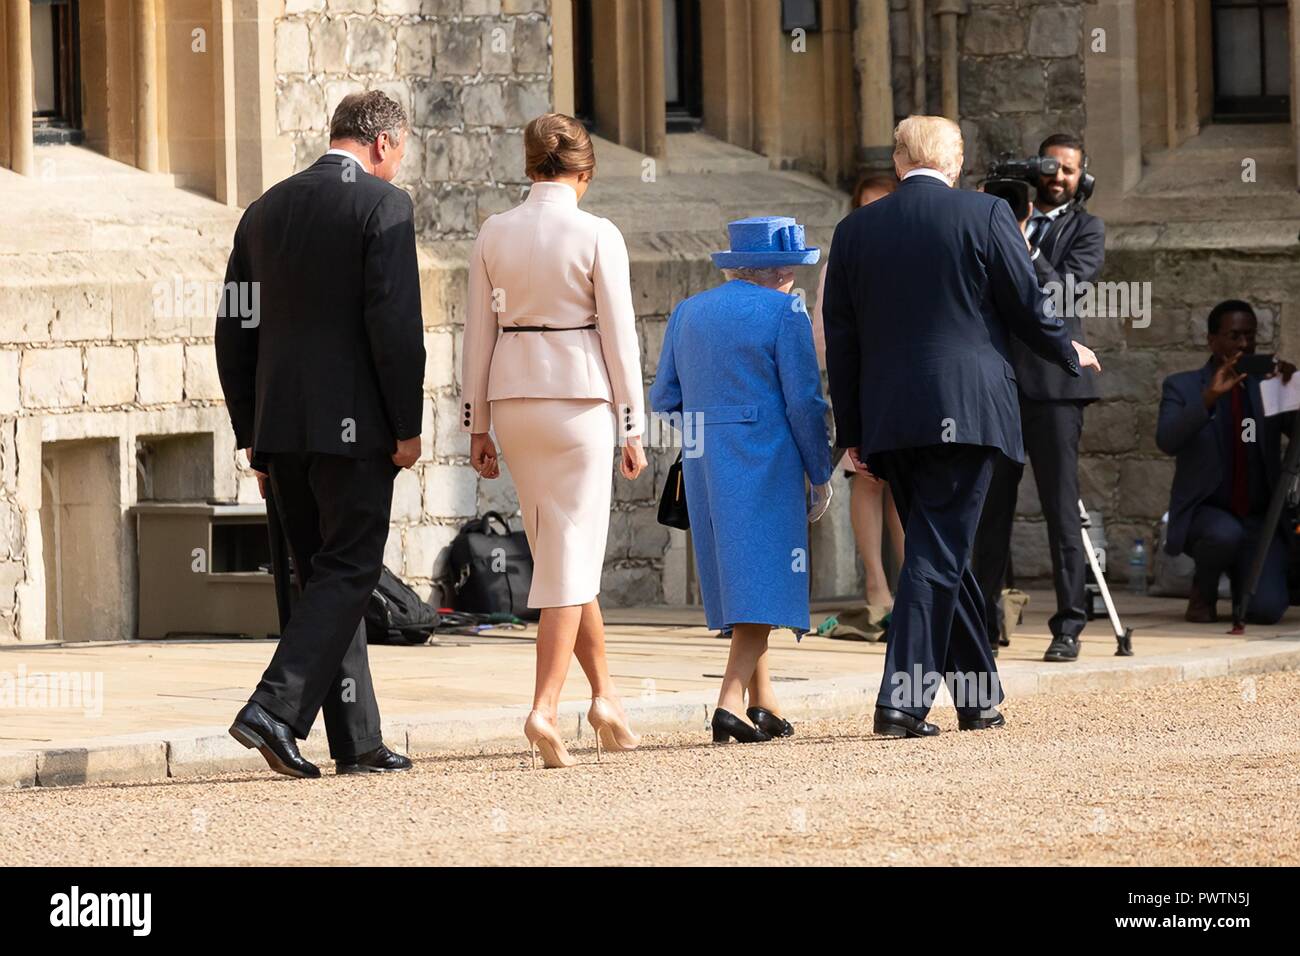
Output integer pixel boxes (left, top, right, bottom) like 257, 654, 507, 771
490, 397, 616, 608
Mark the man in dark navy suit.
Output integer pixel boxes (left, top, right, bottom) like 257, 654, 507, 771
1157, 300, 1295, 625
822, 116, 1100, 738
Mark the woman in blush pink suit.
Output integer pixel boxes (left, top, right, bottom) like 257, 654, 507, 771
460, 114, 648, 769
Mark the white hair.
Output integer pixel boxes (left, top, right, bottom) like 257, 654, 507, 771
721, 266, 795, 288
893, 115, 964, 182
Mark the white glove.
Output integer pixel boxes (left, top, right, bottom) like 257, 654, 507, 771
808, 482, 833, 522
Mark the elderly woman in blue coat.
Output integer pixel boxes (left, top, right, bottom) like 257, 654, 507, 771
650, 217, 834, 744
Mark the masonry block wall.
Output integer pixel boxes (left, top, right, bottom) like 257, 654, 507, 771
887, 0, 1087, 178
275, 0, 551, 238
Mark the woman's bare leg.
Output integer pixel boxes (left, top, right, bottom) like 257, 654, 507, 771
746, 636, 780, 714
573, 599, 623, 713
851, 475, 892, 606
532, 604, 583, 722
717, 623, 771, 717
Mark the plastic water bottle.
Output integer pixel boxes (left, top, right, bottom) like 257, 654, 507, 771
1127, 539, 1148, 595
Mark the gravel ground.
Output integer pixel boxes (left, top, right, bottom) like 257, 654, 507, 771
2, 670, 1297, 866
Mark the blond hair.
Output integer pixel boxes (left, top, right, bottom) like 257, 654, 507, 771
524, 113, 596, 180
893, 115, 963, 182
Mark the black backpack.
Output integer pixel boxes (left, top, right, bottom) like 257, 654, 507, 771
364, 566, 440, 645
448, 512, 537, 621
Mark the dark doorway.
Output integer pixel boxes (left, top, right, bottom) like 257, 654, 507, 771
664, 0, 702, 131
31, 0, 84, 144
572, 0, 595, 128
1211, 0, 1290, 121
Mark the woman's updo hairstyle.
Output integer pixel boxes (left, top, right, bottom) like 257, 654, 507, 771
524, 113, 596, 181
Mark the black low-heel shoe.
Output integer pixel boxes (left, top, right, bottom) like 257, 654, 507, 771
229, 701, 321, 778
711, 708, 771, 743
957, 709, 1005, 731
873, 706, 940, 738
746, 706, 794, 738
335, 743, 413, 774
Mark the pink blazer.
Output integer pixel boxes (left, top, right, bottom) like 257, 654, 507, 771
460, 180, 645, 437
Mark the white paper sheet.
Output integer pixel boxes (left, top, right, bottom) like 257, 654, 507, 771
1259, 375, 1300, 417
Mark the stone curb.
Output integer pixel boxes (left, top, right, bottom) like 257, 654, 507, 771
3, 637, 1297, 789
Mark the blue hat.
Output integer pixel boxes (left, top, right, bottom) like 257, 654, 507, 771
711, 216, 821, 268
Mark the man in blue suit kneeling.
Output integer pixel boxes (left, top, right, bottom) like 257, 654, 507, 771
1157, 300, 1295, 626
822, 116, 1101, 737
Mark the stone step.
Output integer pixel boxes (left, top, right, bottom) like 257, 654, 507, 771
1143, 145, 1294, 168
584, 171, 848, 236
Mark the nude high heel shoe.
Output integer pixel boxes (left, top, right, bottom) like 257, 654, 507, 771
524, 710, 577, 770
587, 697, 641, 762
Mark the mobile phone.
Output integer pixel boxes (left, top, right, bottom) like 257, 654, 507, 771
1235, 353, 1276, 377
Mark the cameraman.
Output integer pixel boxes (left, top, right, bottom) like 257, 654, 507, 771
972, 133, 1104, 663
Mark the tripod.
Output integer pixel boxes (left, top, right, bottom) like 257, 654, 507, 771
1079, 499, 1135, 656
1235, 403, 1300, 626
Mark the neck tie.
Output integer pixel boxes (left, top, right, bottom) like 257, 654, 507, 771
1230, 384, 1250, 518
1028, 215, 1049, 247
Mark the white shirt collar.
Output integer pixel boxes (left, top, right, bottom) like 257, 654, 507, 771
1032, 202, 1071, 222
526, 180, 579, 205
902, 167, 952, 186
324, 147, 369, 171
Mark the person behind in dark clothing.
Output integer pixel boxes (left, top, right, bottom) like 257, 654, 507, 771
972, 133, 1105, 663
1157, 300, 1296, 625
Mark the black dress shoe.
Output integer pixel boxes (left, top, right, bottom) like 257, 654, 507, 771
746, 706, 794, 738
335, 744, 413, 774
957, 708, 1006, 731
1043, 634, 1081, 662
229, 702, 320, 779
711, 708, 771, 743
873, 706, 940, 738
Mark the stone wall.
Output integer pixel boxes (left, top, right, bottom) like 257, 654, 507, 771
274, 0, 551, 238
0, 244, 250, 643
887, 1, 1087, 177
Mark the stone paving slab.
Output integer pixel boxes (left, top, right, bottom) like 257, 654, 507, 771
1, 591, 1297, 788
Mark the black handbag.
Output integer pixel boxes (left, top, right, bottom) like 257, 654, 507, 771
365, 566, 440, 645
448, 511, 538, 621
657, 452, 689, 530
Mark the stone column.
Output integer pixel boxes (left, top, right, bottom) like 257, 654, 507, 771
135, 0, 161, 172
933, 0, 967, 121
5, 0, 34, 175
1293, 0, 1300, 188
1084, 0, 1143, 208
641, 0, 666, 159
752, 0, 783, 162
551, 0, 575, 116
854, 0, 894, 170
908, 0, 926, 114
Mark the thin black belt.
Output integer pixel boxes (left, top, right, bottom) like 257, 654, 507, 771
505, 324, 597, 332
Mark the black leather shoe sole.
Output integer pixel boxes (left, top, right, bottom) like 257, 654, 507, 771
872, 709, 940, 738
334, 759, 413, 774
1042, 643, 1080, 663
957, 712, 1006, 731
229, 722, 320, 779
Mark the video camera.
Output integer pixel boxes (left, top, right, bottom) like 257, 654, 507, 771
983, 153, 1096, 208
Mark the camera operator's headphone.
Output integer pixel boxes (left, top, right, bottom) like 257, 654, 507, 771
1076, 153, 1096, 204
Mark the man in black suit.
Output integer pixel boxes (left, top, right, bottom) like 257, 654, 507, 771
215, 91, 426, 778
823, 116, 1100, 738
972, 133, 1105, 663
